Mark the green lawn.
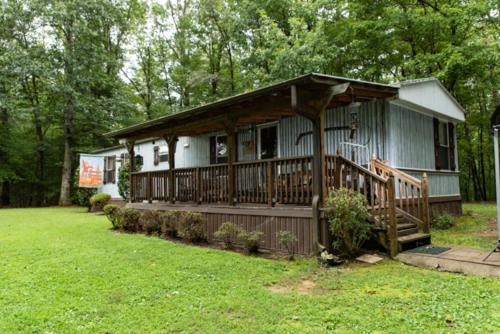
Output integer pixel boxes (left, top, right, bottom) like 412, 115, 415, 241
432, 203, 498, 249
0, 207, 499, 333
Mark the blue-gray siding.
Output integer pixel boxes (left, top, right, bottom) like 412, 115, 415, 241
386, 104, 435, 169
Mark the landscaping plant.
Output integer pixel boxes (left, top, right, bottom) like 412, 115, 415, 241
103, 204, 123, 229
177, 212, 205, 242
160, 211, 181, 238
277, 230, 298, 260
214, 222, 241, 249
432, 211, 456, 230
237, 230, 263, 254
89, 193, 112, 212
121, 208, 141, 232
325, 188, 371, 258
118, 158, 143, 201
140, 210, 163, 235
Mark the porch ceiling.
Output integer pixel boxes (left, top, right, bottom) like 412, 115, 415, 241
106, 73, 398, 140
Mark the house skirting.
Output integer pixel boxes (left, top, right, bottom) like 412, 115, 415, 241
127, 202, 330, 255
428, 195, 462, 215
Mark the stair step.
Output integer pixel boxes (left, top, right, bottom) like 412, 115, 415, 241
398, 233, 431, 244
397, 223, 417, 230
397, 227, 419, 236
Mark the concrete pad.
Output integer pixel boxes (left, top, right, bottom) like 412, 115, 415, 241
397, 246, 500, 277
356, 254, 384, 264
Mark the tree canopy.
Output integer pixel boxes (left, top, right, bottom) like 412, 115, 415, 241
0, 0, 498, 206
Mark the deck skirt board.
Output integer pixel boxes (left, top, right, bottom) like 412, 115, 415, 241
127, 202, 313, 218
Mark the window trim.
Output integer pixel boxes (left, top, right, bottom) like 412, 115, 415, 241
257, 122, 280, 160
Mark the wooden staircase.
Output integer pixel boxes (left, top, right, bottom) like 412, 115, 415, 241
334, 155, 431, 257
394, 209, 431, 251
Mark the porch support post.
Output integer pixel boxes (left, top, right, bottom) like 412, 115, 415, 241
421, 173, 430, 234
163, 133, 178, 203
224, 118, 238, 206
291, 83, 349, 253
123, 139, 135, 203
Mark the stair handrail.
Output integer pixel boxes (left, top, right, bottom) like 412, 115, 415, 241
333, 154, 399, 257
370, 157, 430, 233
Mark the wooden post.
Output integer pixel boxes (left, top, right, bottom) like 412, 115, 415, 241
291, 83, 349, 254
334, 156, 342, 189
226, 128, 236, 206
387, 172, 398, 258
163, 134, 177, 204
267, 160, 274, 207
147, 172, 152, 203
196, 167, 201, 204
125, 140, 135, 203
421, 173, 430, 233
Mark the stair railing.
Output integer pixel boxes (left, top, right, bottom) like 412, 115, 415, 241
370, 158, 430, 233
332, 154, 399, 257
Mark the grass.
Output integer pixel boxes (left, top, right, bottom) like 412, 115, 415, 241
432, 203, 498, 250
0, 207, 499, 333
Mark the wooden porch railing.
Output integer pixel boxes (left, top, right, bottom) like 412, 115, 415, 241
132, 156, 314, 206
371, 158, 430, 233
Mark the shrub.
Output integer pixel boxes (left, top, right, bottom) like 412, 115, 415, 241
118, 159, 142, 201
103, 204, 123, 229
277, 230, 298, 260
178, 212, 205, 242
122, 208, 141, 232
160, 211, 181, 238
140, 210, 163, 235
325, 188, 371, 258
237, 230, 263, 254
432, 211, 456, 230
214, 222, 241, 249
89, 193, 112, 212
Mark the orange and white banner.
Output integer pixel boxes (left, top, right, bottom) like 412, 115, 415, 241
79, 154, 104, 188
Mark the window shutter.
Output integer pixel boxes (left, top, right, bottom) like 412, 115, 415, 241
111, 156, 116, 183
154, 146, 159, 166
103, 157, 108, 184
209, 136, 216, 164
433, 117, 442, 170
448, 123, 456, 170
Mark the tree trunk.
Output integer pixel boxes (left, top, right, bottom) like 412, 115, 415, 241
30, 75, 45, 206
0, 104, 10, 206
59, 26, 75, 206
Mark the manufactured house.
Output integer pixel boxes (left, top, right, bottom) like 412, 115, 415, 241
97, 74, 464, 256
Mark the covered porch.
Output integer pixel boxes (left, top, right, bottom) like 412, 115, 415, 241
107, 74, 428, 256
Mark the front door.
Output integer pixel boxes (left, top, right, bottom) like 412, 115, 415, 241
258, 123, 278, 160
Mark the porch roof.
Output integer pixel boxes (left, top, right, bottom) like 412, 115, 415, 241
106, 73, 398, 140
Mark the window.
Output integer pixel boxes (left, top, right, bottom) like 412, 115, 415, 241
438, 122, 448, 147
433, 118, 456, 170
159, 146, 168, 162
154, 146, 168, 165
258, 124, 278, 159
210, 135, 228, 164
103, 155, 116, 184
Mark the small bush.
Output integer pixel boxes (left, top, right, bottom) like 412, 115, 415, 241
160, 211, 181, 238
237, 230, 263, 254
103, 204, 123, 229
178, 212, 205, 242
89, 193, 112, 212
140, 210, 163, 235
325, 188, 371, 258
214, 222, 240, 249
277, 230, 298, 260
122, 208, 141, 232
432, 211, 456, 230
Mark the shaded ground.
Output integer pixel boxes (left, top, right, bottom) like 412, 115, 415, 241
432, 203, 498, 249
0, 207, 499, 333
